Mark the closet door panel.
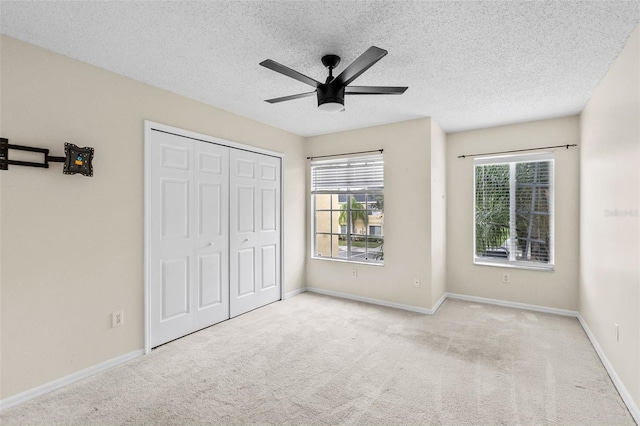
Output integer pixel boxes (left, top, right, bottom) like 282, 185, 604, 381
230, 150, 281, 317
149, 131, 230, 347
193, 142, 229, 330
256, 155, 281, 301
237, 247, 257, 297
149, 131, 196, 347
198, 253, 222, 307
161, 257, 190, 318
261, 245, 277, 289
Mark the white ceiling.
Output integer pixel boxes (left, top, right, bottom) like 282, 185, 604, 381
1, 1, 638, 137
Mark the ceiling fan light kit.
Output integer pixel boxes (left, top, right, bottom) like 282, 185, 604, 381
260, 46, 407, 113
318, 101, 345, 113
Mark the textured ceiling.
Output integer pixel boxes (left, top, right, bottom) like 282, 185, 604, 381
1, 1, 639, 137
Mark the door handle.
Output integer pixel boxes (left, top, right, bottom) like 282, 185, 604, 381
243, 238, 249, 243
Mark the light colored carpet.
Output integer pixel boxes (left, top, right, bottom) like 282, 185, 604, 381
0, 293, 634, 425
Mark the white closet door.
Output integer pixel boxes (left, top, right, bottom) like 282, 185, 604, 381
193, 141, 229, 330
229, 149, 281, 317
149, 130, 229, 348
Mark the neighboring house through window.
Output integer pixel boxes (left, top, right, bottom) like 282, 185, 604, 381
474, 152, 554, 269
311, 154, 384, 264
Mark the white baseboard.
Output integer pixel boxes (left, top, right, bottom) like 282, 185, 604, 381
432, 292, 448, 314
577, 314, 639, 424
0, 349, 144, 412
284, 287, 307, 299
306, 287, 436, 314
445, 292, 579, 317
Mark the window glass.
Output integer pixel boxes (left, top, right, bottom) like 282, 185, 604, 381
315, 211, 333, 234
368, 225, 381, 236
474, 154, 553, 269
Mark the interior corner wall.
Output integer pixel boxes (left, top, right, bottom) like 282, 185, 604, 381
579, 24, 639, 409
430, 119, 447, 305
446, 116, 580, 310
305, 118, 436, 309
0, 35, 306, 400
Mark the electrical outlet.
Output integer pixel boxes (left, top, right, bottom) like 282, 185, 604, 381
351, 269, 358, 279
112, 310, 124, 328
502, 273, 510, 283
413, 278, 421, 288
614, 323, 619, 342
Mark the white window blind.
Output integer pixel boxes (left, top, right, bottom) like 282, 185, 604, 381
474, 152, 554, 269
311, 154, 384, 193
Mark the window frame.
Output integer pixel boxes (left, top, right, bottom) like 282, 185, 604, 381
473, 152, 555, 271
310, 154, 384, 265
369, 225, 382, 236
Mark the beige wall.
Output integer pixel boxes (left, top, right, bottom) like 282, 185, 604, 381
580, 25, 639, 409
305, 118, 442, 309
446, 116, 580, 310
0, 36, 306, 399
430, 120, 447, 305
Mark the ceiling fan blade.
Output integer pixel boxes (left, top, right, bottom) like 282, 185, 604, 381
265, 91, 316, 104
346, 86, 408, 95
260, 59, 321, 88
332, 46, 388, 88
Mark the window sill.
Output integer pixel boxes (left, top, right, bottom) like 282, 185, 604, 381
311, 256, 384, 267
474, 259, 554, 272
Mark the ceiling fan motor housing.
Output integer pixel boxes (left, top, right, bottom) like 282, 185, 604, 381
317, 83, 345, 109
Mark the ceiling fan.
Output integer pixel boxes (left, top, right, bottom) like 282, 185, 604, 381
260, 46, 407, 113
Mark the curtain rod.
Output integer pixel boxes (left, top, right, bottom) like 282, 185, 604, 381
307, 149, 383, 160
458, 144, 577, 159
